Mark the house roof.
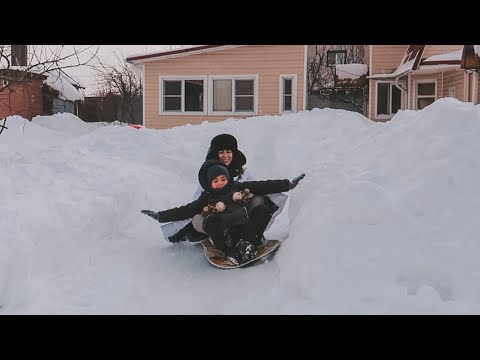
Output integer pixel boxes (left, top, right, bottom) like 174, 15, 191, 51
369, 45, 426, 80
461, 45, 480, 70
44, 69, 84, 102
368, 45, 479, 80
126, 45, 245, 64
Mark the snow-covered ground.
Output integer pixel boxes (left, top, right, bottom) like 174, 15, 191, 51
1, 98, 480, 314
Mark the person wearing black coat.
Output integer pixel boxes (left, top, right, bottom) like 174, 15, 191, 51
142, 159, 305, 265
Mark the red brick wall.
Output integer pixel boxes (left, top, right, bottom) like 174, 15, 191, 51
0, 79, 44, 120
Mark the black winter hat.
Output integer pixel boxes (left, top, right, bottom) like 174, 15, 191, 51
205, 134, 247, 167
198, 160, 232, 192
207, 165, 230, 186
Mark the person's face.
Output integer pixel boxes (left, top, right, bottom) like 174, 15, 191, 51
218, 150, 233, 166
211, 175, 229, 189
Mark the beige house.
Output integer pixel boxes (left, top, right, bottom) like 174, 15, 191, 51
367, 45, 480, 122
126, 45, 307, 129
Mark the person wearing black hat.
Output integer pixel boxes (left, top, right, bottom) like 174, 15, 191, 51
160, 133, 288, 244
141, 160, 305, 265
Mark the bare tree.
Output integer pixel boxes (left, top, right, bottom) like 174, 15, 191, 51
93, 51, 143, 124
0, 45, 99, 135
0, 45, 99, 93
307, 45, 368, 112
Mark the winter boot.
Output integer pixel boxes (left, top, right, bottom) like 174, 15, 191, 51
226, 239, 258, 265
168, 221, 206, 243
202, 214, 229, 253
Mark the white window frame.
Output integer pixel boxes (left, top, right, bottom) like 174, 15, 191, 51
375, 81, 403, 120
414, 79, 437, 110
279, 74, 297, 114
159, 75, 207, 115
208, 75, 258, 116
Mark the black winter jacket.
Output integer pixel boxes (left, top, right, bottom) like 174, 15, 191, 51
156, 179, 290, 223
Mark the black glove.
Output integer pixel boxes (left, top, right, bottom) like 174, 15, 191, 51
141, 210, 160, 221
289, 173, 305, 190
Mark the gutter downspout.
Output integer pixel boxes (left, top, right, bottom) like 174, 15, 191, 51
395, 72, 409, 109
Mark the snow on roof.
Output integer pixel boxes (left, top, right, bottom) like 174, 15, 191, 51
423, 49, 463, 62
475, 45, 480, 57
335, 64, 368, 80
44, 70, 84, 102
368, 59, 415, 79
127, 45, 201, 59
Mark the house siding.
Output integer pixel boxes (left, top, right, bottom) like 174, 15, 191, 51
144, 45, 305, 130
370, 45, 409, 74
442, 71, 465, 100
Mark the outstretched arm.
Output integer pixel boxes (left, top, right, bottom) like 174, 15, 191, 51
240, 174, 305, 195
141, 197, 206, 223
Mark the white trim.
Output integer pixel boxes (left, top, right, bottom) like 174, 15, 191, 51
159, 75, 207, 116
407, 73, 411, 109
368, 79, 372, 119
207, 74, 259, 116
374, 80, 404, 120
414, 79, 437, 110
473, 72, 479, 105
279, 74, 298, 114
142, 64, 145, 126
303, 45, 308, 111
129, 45, 245, 64
368, 46, 373, 119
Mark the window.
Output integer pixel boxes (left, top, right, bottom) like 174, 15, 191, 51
376, 82, 402, 118
327, 50, 346, 66
209, 75, 257, 114
416, 81, 436, 110
160, 77, 206, 114
279, 74, 297, 113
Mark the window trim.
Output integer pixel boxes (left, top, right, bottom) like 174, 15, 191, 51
375, 81, 403, 120
326, 50, 347, 66
414, 79, 437, 110
159, 75, 207, 115
279, 74, 297, 114
208, 74, 258, 116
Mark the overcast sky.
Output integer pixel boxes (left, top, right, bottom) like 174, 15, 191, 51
62, 45, 183, 95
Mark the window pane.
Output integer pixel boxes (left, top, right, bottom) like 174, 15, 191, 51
377, 83, 389, 115
235, 96, 254, 111
164, 81, 181, 95
164, 97, 181, 111
418, 83, 435, 96
392, 86, 401, 114
417, 97, 435, 110
337, 52, 346, 64
213, 79, 232, 111
284, 95, 292, 111
284, 79, 292, 95
185, 80, 204, 112
235, 80, 254, 96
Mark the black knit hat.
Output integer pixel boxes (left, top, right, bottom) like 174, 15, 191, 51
205, 134, 246, 167
198, 160, 232, 192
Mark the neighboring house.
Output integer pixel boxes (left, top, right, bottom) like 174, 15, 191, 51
367, 45, 480, 122
42, 69, 85, 117
0, 68, 85, 120
0, 68, 47, 120
126, 45, 307, 129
